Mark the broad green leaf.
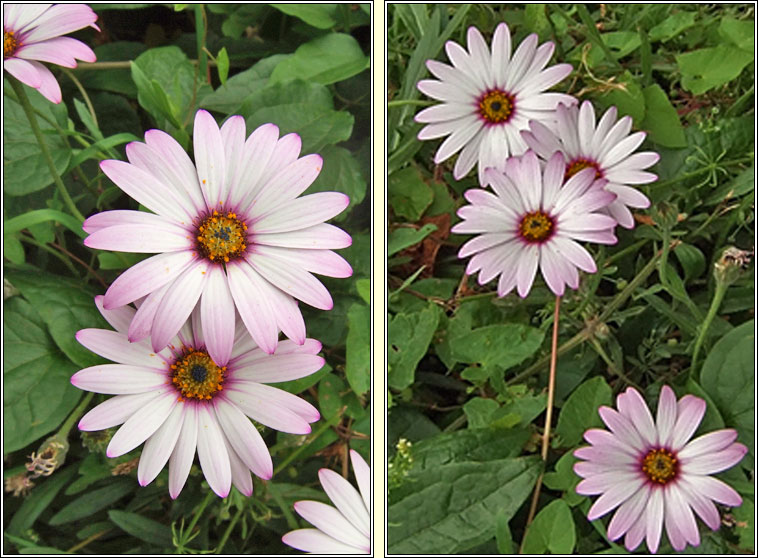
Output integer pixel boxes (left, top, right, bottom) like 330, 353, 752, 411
108, 510, 173, 547
6, 270, 109, 368
648, 11, 696, 42
449, 324, 544, 371
463, 398, 499, 429
676, 45, 753, 96
733, 498, 754, 551
555, 376, 612, 447
3, 79, 71, 196
700, 320, 754, 459
49, 478, 134, 525
7, 467, 76, 536
388, 405, 441, 454
641, 84, 686, 148
719, 17, 754, 53
524, 4, 550, 39
318, 372, 346, 419
345, 303, 370, 396
308, 145, 367, 218
270, 33, 369, 85
4, 234, 25, 264
388, 456, 541, 554
270, 4, 337, 28
356, 278, 371, 304
542, 451, 585, 506
388, 166, 433, 221
388, 304, 442, 389
673, 242, 706, 283
3, 297, 81, 453
521, 499, 576, 554
388, 224, 437, 257
591, 70, 645, 124
495, 510, 514, 554
200, 54, 287, 114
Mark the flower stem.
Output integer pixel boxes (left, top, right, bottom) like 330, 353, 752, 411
62, 67, 98, 129
519, 296, 561, 553
186, 491, 215, 538
691, 279, 728, 376
215, 504, 245, 554
273, 408, 345, 476
268, 482, 299, 530
8, 77, 86, 223
57, 392, 94, 439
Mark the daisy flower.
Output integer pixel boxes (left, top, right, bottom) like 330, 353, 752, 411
282, 449, 371, 554
574, 385, 747, 553
3, 4, 99, 103
451, 150, 617, 298
84, 109, 352, 363
71, 295, 325, 499
521, 100, 659, 228
415, 22, 576, 184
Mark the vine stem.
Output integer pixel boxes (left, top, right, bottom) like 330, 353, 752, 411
8, 77, 85, 223
519, 296, 561, 553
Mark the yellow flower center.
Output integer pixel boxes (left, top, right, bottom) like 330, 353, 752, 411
641, 448, 678, 484
4, 31, 20, 57
478, 89, 515, 124
170, 348, 226, 401
195, 210, 248, 263
565, 158, 603, 181
519, 211, 554, 243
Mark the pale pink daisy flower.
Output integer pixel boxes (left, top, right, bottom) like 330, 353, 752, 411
3, 4, 99, 104
451, 150, 617, 298
84, 109, 352, 363
521, 100, 659, 229
415, 22, 576, 184
282, 449, 370, 554
72, 295, 325, 499
574, 385, 747, 553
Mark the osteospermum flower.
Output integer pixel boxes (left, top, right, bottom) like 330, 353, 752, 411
521, 100, 659, 228
84, 109, 352, 363
71, 296, 325, 499
3, 4, 99, 103
451, 150, 617, 297
282, 449, 370, 554
574, 385, 747, 553
415, 22, 576, 183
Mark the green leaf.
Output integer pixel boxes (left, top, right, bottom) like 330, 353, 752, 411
388, 166, 434, 221
408, 428, 530, 471
521, 499, 576, 554
77, 42, 147, 97
700, 320, 754, 459
3, 297, 81, 453
388, 304, 442, 390
7, 467, 76, 536
270, 33, 369, 85
524, 4, 550, 39
307, 146, 367, 218
641, 84, 686, 148
719, 17, 754, 53
648, 11, 696, 42
200, 54, 287, 114
356, 278, 371, 304
96, 251, 147, 271
463, 398, 500, 429
449, 324, 544, 371
216, 47, 230, 86
388, 224, 437, 257
4, 234, 25, 264
3, 79, 72, 196
318, 372, 345, 419
68, 132, 140, 170
345, 303, 370, 396
704, 164, 754, 205
49, 478, 134, 525
676, 45, 753, 96
108, 510, 173, 547
591, 70, 645, 124
673, 242, 706, 283
495, 510, 514, 554
4, 209, 87, 239
6, 270, 109, 368
542, 452, 585, 506
270, 4, 337, 29
555, 376, 612, 447
733, 498, 754, 551
388, 456, 541, 554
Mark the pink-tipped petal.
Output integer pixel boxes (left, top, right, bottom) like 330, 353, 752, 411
106, 391, 177, 457
169, 404, 198, 499
213, 398, 273, 480
78, 391, 160, 431
137, 402, 184, 486
72, 365, 167, 394
195, 404, 231, 498
201, 266, 235, 367
193, 110, 226, 208
226, 262, 279, 354
319, 468, 371, 537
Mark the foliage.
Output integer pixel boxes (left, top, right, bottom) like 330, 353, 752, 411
3, 4, 369, 554
387, 3, 754, 554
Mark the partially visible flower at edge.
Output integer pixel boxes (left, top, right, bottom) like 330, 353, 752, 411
415, 21, 576, 184
574, 385, 747, 553
84, 109, 352, 363
521, 100, 659, 229
282, 449, 371, 554
451, 150, 617, 298
71, 295, 325, 499
3, 4, 99, 103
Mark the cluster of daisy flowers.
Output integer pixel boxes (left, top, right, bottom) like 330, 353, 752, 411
4, 3, 369, 554
415, 21, 747, 554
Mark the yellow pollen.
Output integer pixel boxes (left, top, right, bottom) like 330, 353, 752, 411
566, 158, 602, 180
642, 448, 678, 484
478, 89, 515, 124
170, 348, 226, 401
4, 31, 20, 57
519, 211, 554, 243
195, 209, 247, 263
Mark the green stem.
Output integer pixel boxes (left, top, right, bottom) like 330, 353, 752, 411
195, 4, 209, 83
691, 279, 728, 376
268, 482, 299, 530
184, 491, 215, 544
58, 393, 94, 439
62, 67, 98, 129
575, 4, 623, 71
273, 410, 345, 476
589, 338, 641, 390
9, 77, 85, 223
651, 157, 754, 189
215, 505, 245, 554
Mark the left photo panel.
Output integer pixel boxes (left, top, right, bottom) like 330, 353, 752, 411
2, 3, 372, 555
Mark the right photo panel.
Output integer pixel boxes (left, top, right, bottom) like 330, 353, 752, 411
387, 3, 754, 555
